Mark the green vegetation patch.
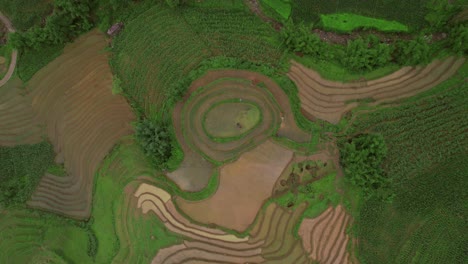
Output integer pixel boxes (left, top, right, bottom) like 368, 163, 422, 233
17, 44, 64, 82
292, 0, 431, 29
261, 0, 292, 20
357, 155, 467, 263
0, 141, 55, 207
0, 208, 92, 263
203, 100, 262, 141
112, 3, 282, 119
320, 13, 409, 33
0, 0, 53, 31
346, 63, 468, 263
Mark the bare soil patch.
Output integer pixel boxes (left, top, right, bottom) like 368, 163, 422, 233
176, 140, 293, 232
26, 30, 135, 219
288, 57, 465, 124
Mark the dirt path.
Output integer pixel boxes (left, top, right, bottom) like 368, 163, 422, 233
0, 11, 17, 87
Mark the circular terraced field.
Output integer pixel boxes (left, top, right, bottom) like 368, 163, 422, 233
181, 78, 281, 162
203, 100, 262, 141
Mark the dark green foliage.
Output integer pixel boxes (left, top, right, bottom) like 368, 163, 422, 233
86, 227, 98, 259
0, 0, 53, 31
447, 24, 468, 55
340, 134, 391, 200
0, 142, 55, 207
280, 21, 330, 59
135, 119, 172, 167
94, 0, 133, 30
424, 0, 461, 30
16, 43, 64, 82
10, 0, 93, 50
394, 36, 431, 66
343, 36, 393, 71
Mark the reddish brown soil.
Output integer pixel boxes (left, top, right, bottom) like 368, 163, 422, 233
298, 205, 352, 264
26, 30, 135, 219
288, 57, 465, 124
176, 140, 293, 232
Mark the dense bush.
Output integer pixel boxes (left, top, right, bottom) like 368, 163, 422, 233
135, 119, 173, 167
0, 142, 55, 207
424, 0, 461, 30
393, 36, 431, 66
447, 24, 468, 55
10, 0, 93, 50
339, 134, 392, 200
343, 36, 393, 71
280, 21, 331, 59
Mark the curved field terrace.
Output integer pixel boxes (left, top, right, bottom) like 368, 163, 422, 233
1, 2, 465, 264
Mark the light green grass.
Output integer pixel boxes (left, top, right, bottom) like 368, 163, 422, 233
293, 54, 401, 82
320, 13, 409, 33
0, 208, 91, 263
261, 0, 292, 20
203, 100, 262, 142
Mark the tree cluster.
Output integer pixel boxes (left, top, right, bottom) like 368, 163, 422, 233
339, 134, 393, 201
280, 21, 329, 59
135, 119, 173, 168
10, 0, 93, 50
343, 35, 393, 71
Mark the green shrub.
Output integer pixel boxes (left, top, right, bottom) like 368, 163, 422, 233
135, 119, 172, 168
10, 0, 93, 50
280, 21, 330, 59
424, 0, 460, 30
343, 36, 393, 71
393, 36, 431, 66
339, 134, 392, 200
447, 24, 468, 55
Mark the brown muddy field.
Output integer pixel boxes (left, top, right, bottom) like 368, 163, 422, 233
26, 30, 135, 219
176, 140, 293, 232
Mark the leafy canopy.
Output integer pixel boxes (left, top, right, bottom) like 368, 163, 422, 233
135, 119, 172, 168
340, 134, 392, 200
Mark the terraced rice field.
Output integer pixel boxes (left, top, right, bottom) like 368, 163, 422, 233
0, 78, 43, 146
298, 205, 353, 264
169, 69, 309, 191
288, 57, 465, 123
176, 140, 293, 232
135, 183, 313, 264
25, 30, 135, 219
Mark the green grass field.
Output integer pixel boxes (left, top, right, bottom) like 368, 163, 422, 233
345, 62, 468, 263
320, 13, 409, 33
292, 0, 431, 29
